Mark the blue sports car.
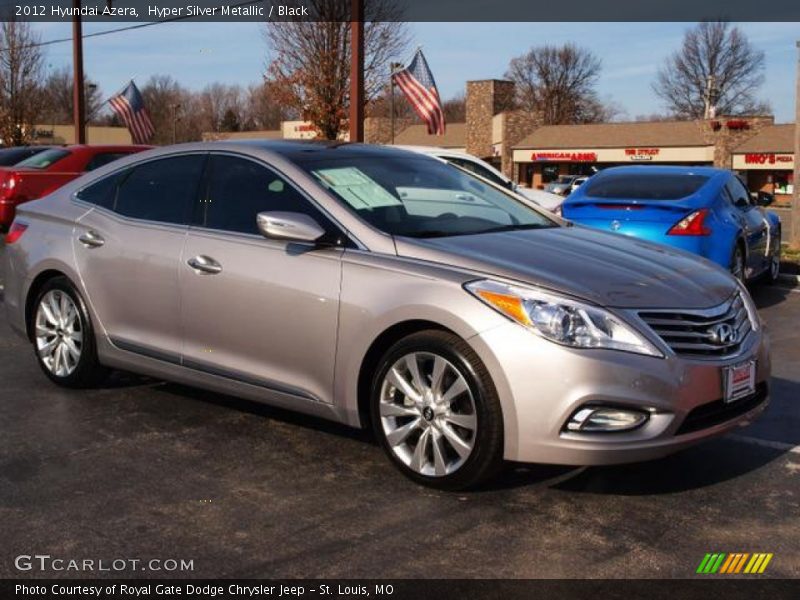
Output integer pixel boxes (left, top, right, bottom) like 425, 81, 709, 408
561, 166, 782, 283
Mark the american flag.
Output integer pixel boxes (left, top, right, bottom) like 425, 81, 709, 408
108, 81, 155, 144
392, 49, 446, 136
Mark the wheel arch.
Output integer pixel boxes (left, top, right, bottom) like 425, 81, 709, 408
355, 319, 460, 428
24, 269, 72, 340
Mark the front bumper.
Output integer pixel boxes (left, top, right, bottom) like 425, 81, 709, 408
469, 320, 770, 465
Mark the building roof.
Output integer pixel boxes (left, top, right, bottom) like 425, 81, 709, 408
392, 122, 466, 148
514, 120, 709, 149
733, 123, 795, 154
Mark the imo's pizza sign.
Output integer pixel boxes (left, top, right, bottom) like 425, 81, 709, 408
743, 153, 793, 165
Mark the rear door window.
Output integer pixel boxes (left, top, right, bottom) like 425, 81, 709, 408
75, 170, 129, 210
114, 154, 206, 224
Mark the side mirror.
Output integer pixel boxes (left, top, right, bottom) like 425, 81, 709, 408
256, 211, 326, 243
756, 192, 774, 207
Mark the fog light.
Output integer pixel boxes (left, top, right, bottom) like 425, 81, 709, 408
565, 407, 649, 432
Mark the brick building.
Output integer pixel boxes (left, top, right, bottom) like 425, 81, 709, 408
204, 78, 790, 207
731, 124, 795, 206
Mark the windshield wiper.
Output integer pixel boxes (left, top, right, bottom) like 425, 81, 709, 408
476, 223, 555, 235
405, 230, 454, 238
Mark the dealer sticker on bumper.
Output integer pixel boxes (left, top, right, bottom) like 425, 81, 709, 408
723, 361, 756, 403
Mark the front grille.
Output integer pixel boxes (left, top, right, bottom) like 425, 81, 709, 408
675, 383, 768, 435
638, 292, 752, 358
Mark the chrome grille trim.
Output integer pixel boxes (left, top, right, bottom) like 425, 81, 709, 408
638, 292, 753, 358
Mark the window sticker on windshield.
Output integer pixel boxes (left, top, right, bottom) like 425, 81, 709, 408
314, 167, 401, 209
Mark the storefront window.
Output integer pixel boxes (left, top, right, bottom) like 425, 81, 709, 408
775, 172, 793, 195
542, 164, 559, 183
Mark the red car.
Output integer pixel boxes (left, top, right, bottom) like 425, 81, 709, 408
0, 144, 152, 229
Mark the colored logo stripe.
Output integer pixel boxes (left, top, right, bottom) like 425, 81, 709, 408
697, 553, 773, 574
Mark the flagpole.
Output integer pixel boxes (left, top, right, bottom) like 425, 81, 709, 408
389, 63, 397, 145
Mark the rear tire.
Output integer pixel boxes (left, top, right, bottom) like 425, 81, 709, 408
31, 277, 108, 388
766, 234, 781, 284
369, 330, 504, 490
730, 245, 745, 283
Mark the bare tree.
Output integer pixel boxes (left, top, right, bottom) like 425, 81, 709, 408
40, 66, 103, 125
505, 44, 605, 125
243, 82, 294, 130
139, 75, 201, 144
264, 0, 409, 139
442, 91, 466, 123
0, 21, 46, 145
198, 83, 246, 133
653, 21, 769, 118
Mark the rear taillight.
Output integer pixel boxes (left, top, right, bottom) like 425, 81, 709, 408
667, 209, 711, 236
0, 173, 18, 201
5, 221, 27, 244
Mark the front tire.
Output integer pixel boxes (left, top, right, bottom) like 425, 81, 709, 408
32, 277, 108, 388
369, 330, 504, 490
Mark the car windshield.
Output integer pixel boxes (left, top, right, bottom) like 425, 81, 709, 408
555, 176, 575, 184
294, 155, 557, 238
16, 148, 71, 169
584, 173, 711, 200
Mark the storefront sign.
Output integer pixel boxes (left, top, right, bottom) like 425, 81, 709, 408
743, 153, 793, 165
532, 151, 598, 162
625, 147, 660, 161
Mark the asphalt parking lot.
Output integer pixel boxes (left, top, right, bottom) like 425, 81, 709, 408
0, 241, 798, 579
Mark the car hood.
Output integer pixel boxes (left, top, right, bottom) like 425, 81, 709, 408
394, 225, 736, 309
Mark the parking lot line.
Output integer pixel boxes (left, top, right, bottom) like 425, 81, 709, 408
728, 433, 800, 455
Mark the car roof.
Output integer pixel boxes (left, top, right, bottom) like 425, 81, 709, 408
596, 165, 728, 177
223, 139, 421, 161
395, 145, 468, 158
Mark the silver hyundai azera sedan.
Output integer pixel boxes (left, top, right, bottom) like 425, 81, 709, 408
3, 141, 770, 489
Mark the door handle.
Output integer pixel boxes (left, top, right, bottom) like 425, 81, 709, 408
187, 255, 222, 275
78, 230, 105, 248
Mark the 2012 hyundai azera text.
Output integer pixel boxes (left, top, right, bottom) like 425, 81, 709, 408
3, 141, 770, 489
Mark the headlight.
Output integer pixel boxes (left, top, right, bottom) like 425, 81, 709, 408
465, 280, 663, 357
737, 281, 760, 332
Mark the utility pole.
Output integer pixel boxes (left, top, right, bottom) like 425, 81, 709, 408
793, 41, 800, 248
72, 0, 86, 144
348, 0, 364, 143
171, 103, 181, 144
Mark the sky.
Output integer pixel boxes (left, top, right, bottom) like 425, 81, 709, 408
32, 21, 799, 123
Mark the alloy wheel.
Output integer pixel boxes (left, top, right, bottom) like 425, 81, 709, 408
35, 290, 83, 377
732, 248, 745, 282
379, 352, 477, 477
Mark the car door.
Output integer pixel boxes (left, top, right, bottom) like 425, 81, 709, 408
724, 177, 768, 275
179, 153, 344, 404
73, 153, 207, 358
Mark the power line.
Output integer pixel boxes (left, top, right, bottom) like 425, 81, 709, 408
0, 0, 265, 53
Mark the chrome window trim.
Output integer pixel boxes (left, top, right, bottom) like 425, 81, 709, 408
70, 148, 367, 250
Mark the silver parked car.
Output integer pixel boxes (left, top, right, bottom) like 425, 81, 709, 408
3, 141, 770, 490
